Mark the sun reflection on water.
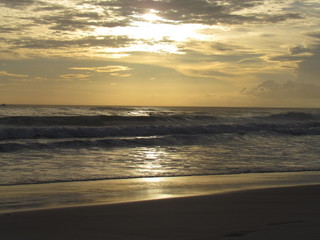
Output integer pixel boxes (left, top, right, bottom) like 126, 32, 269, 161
135, 148, 169, 175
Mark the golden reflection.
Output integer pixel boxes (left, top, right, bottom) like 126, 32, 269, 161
145, 150, 160, 160
136, 148, 168, 174
142, 177, 165, 183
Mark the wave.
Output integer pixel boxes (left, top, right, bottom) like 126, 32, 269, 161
2, 169, 320, 186
0, 114, 218, 126
1, 111, 319, 127
1, 122, 320, 140
1, 122, 320, 152
267, 112, 320, 121
0, 133, 248, 152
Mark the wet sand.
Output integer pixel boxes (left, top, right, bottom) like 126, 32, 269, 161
1, 184, 320, 240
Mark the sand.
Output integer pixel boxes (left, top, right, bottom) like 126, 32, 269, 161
1, 184, 320, 240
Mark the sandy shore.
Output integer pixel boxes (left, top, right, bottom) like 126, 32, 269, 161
1, 184, 320, 240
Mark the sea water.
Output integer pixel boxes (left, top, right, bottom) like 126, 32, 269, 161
1, 105, 320, 211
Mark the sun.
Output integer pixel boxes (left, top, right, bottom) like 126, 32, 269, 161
142, 13, 162, 22
91, 9, 209, 54
141, 10, 162, 22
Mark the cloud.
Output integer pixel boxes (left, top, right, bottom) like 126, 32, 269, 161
244, 79, 320, 100
70, 65, 133, 77
70, 65, 133, 73
91, 0, 302, 25
59, 74, 89, 80
165, 44, 266, 79
32, 9, 130, 32
9, 76, 46, 83
289, 46, 312, 55
110, 72, 132, 77
0, 27, 20, 33
267, 44, 315, 63
0, 0, 36, 8
209, 42, 244, 52
306, 31, 320, 40
268, 32, 320, 84
10, 36, 134, 49
268, 55, 310, 62
243, 39, 320, 106
33, 3, 69, 12
0, 0, 307, 60
296, 48, 320, 84
177, 65, 234, 79
0, 71, 28, 78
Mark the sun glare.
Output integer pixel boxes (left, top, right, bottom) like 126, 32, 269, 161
92, 9, 208, 54
142, 13, 162, 22
94, 23, 205, 42
140, 9, 162, 22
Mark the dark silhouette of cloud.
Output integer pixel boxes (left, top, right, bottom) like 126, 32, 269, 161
0, 27, 19, 33
89, 0, 302, 25
10, 36, 135, 49
244, 40, 320, 103
0, 0, 37, 8
297, 48, 320, 84
306, 31, 320, 39
28, 8, 130, 32
289, 46, 311, 55
244, 79, 320, 100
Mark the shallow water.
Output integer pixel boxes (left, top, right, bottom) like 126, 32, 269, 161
1, 172, 320, 213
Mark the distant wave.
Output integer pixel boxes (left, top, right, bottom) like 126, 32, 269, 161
1, 111, 319, 127
0, 114, 218, 126
1, 122, 320, 152
0, 122, 319, 140
267, 112, 320, 121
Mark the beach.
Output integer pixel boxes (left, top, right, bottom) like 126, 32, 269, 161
1, 184, 320, 240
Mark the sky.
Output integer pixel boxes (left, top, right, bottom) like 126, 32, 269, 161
0, 0, 320, 107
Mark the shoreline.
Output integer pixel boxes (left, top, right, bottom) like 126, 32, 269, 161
1, 171, 320, 214
1, 184, 320, 239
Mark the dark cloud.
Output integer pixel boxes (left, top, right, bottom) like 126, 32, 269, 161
0, 0, 305, 48
0, 0, 37, 8
268, 44, 314, 63
244, 42, 320, 103
34, 4, 67, 12
305, 31, 320, 39
260, 13, 302, 23
268, 55, 309, 62
260, 34, 276, 38
185, 68, 234, 78
289, 46, 311, 55
2, 0, 303, 42
33, 12, 101, 32
177, 45, 263, 64
0, 27, 19, 33
267, 32, 320, 83
90, 0, 302, 25
296, 46, 320, 83
27, 7, 130, 32
10, 36, 134, 49
210, 42, 242, 52
244, 79, 320, 100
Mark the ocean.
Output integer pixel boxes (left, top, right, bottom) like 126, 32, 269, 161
1, 105, 320, 212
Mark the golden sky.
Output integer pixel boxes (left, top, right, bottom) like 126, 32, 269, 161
0, 0, 320, 107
